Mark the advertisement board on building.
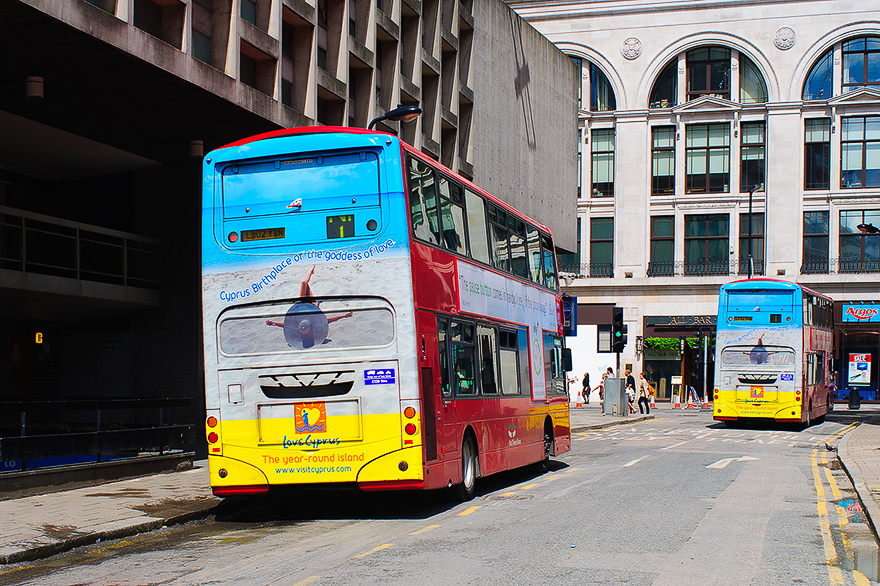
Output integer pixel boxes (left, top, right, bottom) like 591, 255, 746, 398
848, 353, 872, 386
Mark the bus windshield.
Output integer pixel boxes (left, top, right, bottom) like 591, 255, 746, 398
720, 345, 796, 367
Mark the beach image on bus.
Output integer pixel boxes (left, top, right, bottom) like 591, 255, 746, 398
713, 279, 834, 427
202, 127, 571, 500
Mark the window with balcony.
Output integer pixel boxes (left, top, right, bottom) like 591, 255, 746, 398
652, 126, 675, 195
590, 217, 613, 277
740, 122, 765, 193
840, 210, 880, 273
841, 116, 880, 189
648, 216, 674, 276
802, 211, 829, 274
591, 129, 614, 197
686, 124, 730, 194
805, 119, 831, 190
739, 212, 764, 275
687, 47, 730, 101
685, 214, 729, 275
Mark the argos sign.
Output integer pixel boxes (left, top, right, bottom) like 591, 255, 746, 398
843, 304, 880, 322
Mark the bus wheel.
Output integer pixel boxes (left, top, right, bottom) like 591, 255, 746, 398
537, 427, 554, 473
454, 438, 477, 501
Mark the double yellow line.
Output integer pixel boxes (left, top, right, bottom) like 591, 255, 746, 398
811, 423, 869, 586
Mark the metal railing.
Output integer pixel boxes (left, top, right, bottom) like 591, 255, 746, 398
0, 206, 162, 288
801, 258, 880, 275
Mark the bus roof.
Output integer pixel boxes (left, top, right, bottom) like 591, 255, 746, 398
721, 278, 832, 301
215, 126, 554, 239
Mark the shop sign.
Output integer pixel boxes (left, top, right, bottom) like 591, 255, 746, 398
646, 315, 716, 327
842, 304, 880, 323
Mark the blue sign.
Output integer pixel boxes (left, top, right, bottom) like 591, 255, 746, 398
781, 373, 794, 381
842, 304, 880, 323
365, 368, 396, 385
563, 297, 577, 337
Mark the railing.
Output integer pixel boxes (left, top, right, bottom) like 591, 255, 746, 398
801, 258, 880, 274
558, 262, 613, 278
646, 260, 765, 277
0, 398, 196, 471
0, 206, 162, 289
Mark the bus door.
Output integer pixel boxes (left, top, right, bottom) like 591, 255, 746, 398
417, 314, 440, 462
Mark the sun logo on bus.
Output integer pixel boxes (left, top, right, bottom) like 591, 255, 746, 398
508, 423, 517, 439
295, 402, 327, 433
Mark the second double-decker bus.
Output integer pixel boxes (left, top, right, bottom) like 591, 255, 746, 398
202, 127, 571, 500
713, 279, 834, 427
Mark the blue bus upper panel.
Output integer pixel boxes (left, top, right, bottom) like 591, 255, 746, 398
202, 131, 408, 272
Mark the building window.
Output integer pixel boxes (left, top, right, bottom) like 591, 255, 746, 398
648, 216, 674, 276
570, 56, 583, 109
739, 212, 764, 275
841, 116, 880, 189
652, 126, 675, 195
576, 129, 582, 198
684, 214, 729, 275
803, 50, 833, 100
590, 217, 613, 277
192, 0, 213, 65
317, 0, 329, 70
281, 22, 294, 106
839, 210, 880, 273
805, 119, 831, 190
591, 128, 614, 197
557, 217, 580, 273
740, 56, 767, 104
842, 37, 880, 93
649, 60, 677, 108
686, 123, 730, 193
241, 0, 257, 25
740, 122, 765, 193
686, 47, 730, 101
590, 63, 616, 112
802, 211, 829, 274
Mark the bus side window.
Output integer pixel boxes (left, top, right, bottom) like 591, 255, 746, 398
438, 317, 451, 398
438, 176, 467, 255
488, 204, 510, 273
477, 325, 498, 395
407, 157, 441, 246
509, 216, 530, 280
526, 225, 543, 284
499, 330, 520, 395
451, 321, 477, 396
516, 328, 531, 395
543, 333, 566, 396
541, 234, 557, 290
465, 189, 491, 265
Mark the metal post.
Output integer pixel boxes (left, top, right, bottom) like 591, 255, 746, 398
747, 188, 753, 279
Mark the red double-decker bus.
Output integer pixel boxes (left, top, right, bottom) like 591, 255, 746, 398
202, 127, 571, 500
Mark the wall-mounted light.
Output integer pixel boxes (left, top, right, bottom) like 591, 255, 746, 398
25, 76, 43, 100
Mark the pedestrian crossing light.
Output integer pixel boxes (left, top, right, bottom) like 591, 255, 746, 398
612, 307, 626, 353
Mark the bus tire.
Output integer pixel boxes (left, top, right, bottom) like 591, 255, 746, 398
453, 437, 477, 501
537, 425, 554, 473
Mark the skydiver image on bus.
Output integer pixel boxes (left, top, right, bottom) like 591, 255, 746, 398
265, 264, 353, 348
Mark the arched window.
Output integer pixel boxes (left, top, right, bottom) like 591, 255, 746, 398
649, 60, 677, 108
687, 46, 730, 101
803, 50, 832, 100
740, 55, 767, 104
590, 63, 616, 111
842, 37, 880, 92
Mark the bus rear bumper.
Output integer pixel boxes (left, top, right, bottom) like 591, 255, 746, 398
208, 454, 269, 496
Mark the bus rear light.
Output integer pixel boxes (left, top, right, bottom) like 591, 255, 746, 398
405, 423, 417, 435
207, 416, 218, 428
208, 432, 219, 443
404, 406, 416, 419
228, 232, 239, 243
218, 468, 228, 478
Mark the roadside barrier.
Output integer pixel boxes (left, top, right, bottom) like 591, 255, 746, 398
673, 393, 681, 408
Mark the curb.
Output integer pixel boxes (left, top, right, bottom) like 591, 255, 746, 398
836, 424, 880, 542
572, 414, 654, 432
0, 505, 218, 565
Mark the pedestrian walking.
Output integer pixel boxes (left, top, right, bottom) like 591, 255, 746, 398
625, 369, 637, 414
581, 371, 590, 405
638, 372, 653, 414
594, 371, 608, 411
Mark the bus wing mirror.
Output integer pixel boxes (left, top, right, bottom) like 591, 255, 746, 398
562, 348, 573, 372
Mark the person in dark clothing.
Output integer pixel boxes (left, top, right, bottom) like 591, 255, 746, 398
581, 371, 590, 404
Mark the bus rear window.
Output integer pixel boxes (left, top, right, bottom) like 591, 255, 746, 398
721, 345, 795, 367
726, 290, 793, 312
218, 297, 394, 356
222, 151, 380, 219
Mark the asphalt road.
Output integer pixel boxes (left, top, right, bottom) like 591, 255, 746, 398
2, 408, 877, 585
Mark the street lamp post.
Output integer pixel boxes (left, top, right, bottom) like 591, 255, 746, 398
747, 183, 763, 279
368, 104, 423, 131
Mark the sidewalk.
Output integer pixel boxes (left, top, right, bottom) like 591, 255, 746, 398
1, 404, 874, 565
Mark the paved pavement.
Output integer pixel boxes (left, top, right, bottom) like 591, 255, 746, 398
0, 402, 876, 565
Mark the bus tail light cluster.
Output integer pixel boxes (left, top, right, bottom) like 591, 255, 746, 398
795, 390, 802, 403
206, 414, 221, 452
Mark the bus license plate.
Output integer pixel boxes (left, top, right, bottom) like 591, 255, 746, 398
241, 227, 285, 241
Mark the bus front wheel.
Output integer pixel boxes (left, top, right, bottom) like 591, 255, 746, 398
453, 438, 477, 501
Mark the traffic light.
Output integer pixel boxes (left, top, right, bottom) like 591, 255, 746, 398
612, 307, 626, 353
